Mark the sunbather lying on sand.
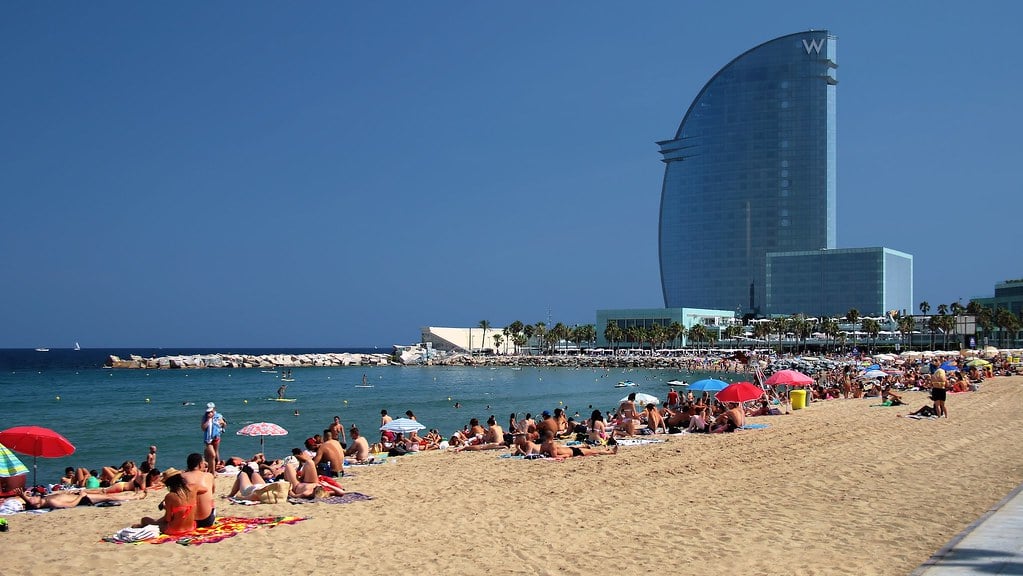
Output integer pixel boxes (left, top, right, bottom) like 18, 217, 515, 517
13, 487, 140, 510
539, 431, 617, 458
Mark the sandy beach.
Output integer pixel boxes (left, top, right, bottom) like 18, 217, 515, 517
3, 376, 1021, 575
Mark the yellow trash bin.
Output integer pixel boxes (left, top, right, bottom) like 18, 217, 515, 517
790, 389, 807, 410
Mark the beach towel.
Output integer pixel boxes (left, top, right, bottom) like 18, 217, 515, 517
739, 423, 769, 430
287, 492, 373, 505
613, 438, 666, 447
104, 515, 307, 545
0, 499, 50, 515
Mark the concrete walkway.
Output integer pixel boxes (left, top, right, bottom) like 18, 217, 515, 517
913, 483, 1023, 575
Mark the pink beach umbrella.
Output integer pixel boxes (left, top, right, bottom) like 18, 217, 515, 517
236, 422, 288, 452
764, 369, 814, 387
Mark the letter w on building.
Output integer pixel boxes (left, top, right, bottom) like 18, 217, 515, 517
802, 38, 824, 55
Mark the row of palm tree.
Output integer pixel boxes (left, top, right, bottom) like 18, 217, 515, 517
471, 299, 1020, 355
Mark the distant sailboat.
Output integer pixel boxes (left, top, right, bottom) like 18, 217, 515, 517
73, 342, 81, 351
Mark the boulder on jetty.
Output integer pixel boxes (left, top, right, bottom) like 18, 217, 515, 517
105, 352, 395, 370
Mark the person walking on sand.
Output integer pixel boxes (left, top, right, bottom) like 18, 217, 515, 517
201, 402, 226, 473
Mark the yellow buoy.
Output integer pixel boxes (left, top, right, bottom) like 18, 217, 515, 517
145, 398, 150, 403
243, 399, 248, 404
55, 396, 60, 401
344, 400, 348, 404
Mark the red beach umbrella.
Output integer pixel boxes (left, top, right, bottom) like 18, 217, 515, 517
715, 382, 765, 404
764, 369, 814, 387
0, 426, 76, 486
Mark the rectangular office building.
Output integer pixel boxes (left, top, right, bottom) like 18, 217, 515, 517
766, 247, 913, 317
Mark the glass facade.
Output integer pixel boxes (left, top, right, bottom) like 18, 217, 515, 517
765, 248, 913, 317
658, 31, 838, 314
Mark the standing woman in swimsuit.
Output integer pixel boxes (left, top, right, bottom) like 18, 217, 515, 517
134, 468, 196, 535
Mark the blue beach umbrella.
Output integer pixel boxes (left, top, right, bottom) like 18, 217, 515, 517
939, 362, 960, 372
0, 442, 29, 479
687, 379, 730, 393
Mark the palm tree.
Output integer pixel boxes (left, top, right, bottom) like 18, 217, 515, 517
861, 318, 881, 352
624, 326, 641, 352
604, 321, 623, 353
753, 321, 772, 346
550, 322, 568, 354
477, 320, 491, 355
937, 304, 948, 316
919, 301, 930, 316
492, 334, 503, 354
668, 322, 684, 348
532, 322, 547, 354
821, 317, 840, 352
846, 309, 860, 350
898, 315, 916, 350
508, 320, 524, 354
523, 324, 536, 355
688, 324, 709, 350
994, 308, 1021, 348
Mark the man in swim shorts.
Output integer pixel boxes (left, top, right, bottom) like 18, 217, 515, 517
181, 452, 216, 528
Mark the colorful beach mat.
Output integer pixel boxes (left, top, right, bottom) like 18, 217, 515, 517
104, 515, 307, 545
287, 492, 373, 505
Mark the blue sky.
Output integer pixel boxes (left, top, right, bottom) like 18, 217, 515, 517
3, 1, 1020, 348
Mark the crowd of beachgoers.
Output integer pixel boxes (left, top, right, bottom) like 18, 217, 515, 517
2, 348, 1019, 539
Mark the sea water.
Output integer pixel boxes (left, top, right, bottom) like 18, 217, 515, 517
0, 348, 741, 485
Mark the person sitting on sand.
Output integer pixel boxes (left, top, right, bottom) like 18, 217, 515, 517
133, 468, 195, 536
587, 409, 610, 445
643, 403, 666, 434
313, 429, 346, 477
59, 467, 75, 488
538, 431, 617, 458
73, 468, 101, 489
344, 427, 373, 463
711, 402, 745, 433
282, 456, 345, 499
512, 432, 543, 456
423, 429, 443, 450
12, 486, 140, 510
181, 453, 216, 528
614, 393, 641, 437
99, 460, 139, 488
452, 416, 506, 452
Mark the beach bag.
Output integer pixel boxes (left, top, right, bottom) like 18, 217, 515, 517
388, 445, 408, 457
254, 481, 290, 504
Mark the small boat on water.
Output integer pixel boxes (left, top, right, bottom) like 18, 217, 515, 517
73, 342, 81, 351
666, 379, 687, 387
35, 348, 49, 352
615, 380, 638, 388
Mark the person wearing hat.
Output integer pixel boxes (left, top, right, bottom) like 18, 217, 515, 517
133, 468, 196, 535
201, 402, 227, 474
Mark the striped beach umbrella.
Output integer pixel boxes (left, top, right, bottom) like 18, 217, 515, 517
236, 422, 288, 452
0, 443, 29, 478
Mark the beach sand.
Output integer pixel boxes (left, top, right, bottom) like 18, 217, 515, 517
4, 376, 1022, 575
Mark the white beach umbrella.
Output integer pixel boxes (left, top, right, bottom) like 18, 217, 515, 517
621, 392, 660, 405
380, 418, 425, 434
